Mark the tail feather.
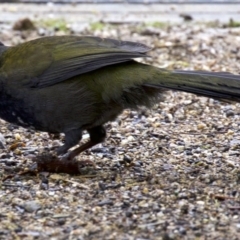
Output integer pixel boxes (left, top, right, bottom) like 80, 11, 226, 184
144, 69, 240, 102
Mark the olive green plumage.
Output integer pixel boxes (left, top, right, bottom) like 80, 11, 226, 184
0, 36, 240, 159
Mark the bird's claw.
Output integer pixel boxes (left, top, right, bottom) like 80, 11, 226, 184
59, 152, 73, 161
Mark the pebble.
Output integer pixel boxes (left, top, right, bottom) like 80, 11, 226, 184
0, 133, 6, 149
23, 201, 41, 213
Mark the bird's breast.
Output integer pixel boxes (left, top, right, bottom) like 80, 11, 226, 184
0, 89, 39, 130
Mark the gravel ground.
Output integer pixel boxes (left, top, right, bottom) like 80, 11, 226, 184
1, 19, 240, 239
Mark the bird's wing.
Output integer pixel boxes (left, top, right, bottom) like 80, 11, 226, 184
1, 36, 150, 88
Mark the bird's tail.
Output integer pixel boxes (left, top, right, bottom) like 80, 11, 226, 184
144, 68, 240, 102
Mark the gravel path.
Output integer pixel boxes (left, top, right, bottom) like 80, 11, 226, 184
1, 2, 240, 24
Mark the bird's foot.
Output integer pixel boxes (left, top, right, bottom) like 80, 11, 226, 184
58, 152, 84, 162
58, 152, 73, 161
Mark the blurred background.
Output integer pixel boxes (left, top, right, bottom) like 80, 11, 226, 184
1, 0, 240, 36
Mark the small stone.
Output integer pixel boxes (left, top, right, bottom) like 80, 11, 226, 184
0, 133, 6, 149
23, 201, 41, 213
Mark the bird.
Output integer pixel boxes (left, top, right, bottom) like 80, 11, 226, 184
0, 35, 240, 162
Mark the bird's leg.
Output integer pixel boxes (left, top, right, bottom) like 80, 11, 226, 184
57, 129, 83, 155
64, 125, 106, 161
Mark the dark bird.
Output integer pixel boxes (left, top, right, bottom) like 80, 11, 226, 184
0, 36, 240, 161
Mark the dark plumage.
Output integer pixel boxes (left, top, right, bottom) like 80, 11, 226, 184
0, 35, 240, 160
